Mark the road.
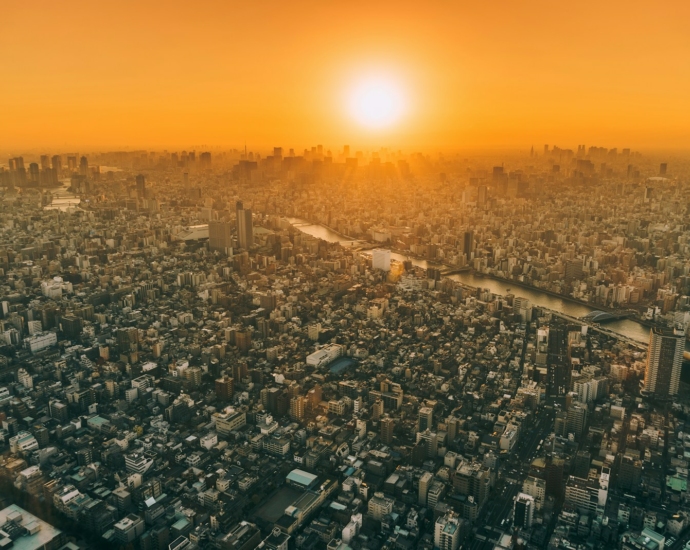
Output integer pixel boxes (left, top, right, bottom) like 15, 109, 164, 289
466, 407, 555, 550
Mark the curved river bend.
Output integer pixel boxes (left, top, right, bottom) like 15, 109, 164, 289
288, 219, 650, 344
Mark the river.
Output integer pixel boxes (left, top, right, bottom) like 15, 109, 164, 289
44, 182, 81, 211
288, 218, 651, 344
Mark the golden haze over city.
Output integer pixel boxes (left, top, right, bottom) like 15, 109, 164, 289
4, 0, 690, 151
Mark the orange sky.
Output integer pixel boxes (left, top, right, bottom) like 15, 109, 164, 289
3, 0, 690, 151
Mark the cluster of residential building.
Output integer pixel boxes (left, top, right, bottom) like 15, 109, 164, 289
0, 147, 688, 550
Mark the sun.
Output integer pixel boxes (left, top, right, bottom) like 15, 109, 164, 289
349, 77, 406, 129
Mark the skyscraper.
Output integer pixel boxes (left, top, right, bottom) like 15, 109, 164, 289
79, 156, 89, 176
236, 201, 254, 250
51, 155, 62, 174
209, 221, 233, 254
136, 174, 146, 198
644, 327, 684, 398
463, 231, 474, 259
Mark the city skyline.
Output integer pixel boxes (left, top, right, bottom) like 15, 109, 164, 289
2, 2, 690, 550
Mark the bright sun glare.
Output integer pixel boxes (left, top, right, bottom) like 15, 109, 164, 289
349, 77, 405, 129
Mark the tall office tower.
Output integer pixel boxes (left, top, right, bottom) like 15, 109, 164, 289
136, 174, 146, 198
547, 321, 570, 397
9, 156, 25, 171
40, 155, 50, 170
79, 156, 89, 176
513, 493, 535, 528
434, 512, 461, 550
28, 163, 40, 184
644, 327, 684, 397
477, 185, 488, 206
67, 156, 77, 172
51, 155, 62, 174
199, 151, 211, 168
463, 231, 474, 259
273, 147, 283, 159
380, 416, 395, 445
418, 406, 433, 432
660, 163, 667, 175
209, 221, 233, 254
236, 201, 254, 250
372, 249, 391, 271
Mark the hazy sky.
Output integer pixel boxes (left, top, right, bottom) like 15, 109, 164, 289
4, 0, 690, 151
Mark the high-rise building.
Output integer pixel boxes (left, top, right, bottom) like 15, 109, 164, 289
209, 221, 234, 254
565, 403, 588, 440
380, 416, 395, 445
236, 201, 254, 250
573, 450, 591, 478
136, 174, 146, 198
545, 456, 565, 499
235, 330, 252, 355
79, 156, 89, 176
547, 322, 570, 397
290, 396, 305, 422
416, 430, 438, 458
367, 492, 394, 521
644, 327, 683, 397
477, 185, 488, 205
452, 462, 490, 506
29, 163, 40, 184
51, 155, 62, 174
308, 323, 321, 342
371, 399, 384, 420
463, 231, 474, 259
418, 471, 432, 505
522, 476, 546, 510
434, 511, 461, 550
199, 151, 212, 168
564, 259, 584, 283
513, 493, 535, 528
215, 376, 234, 402
564, 468, 609, 515
372, 249, 391, 271
418, 406, 433, 432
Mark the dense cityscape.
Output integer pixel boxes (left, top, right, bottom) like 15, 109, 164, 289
0, 146, 688, 550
